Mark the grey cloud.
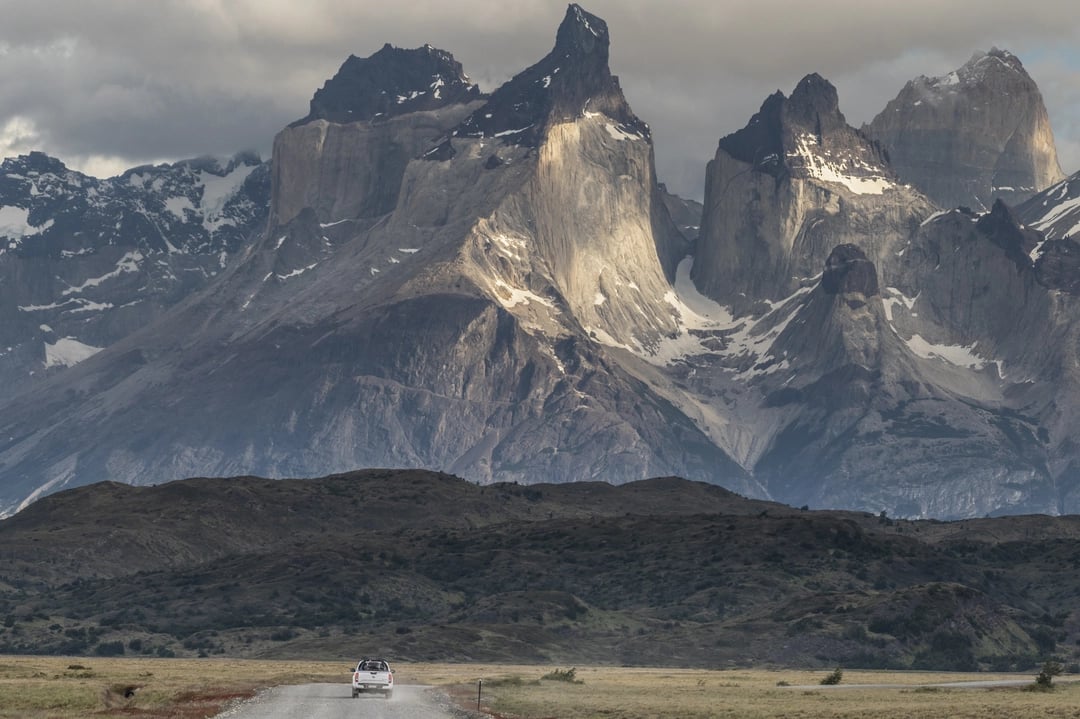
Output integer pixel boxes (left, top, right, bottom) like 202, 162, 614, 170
1, 0, 1077, 199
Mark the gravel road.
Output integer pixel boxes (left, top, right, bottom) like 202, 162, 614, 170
214, 683, 460, 719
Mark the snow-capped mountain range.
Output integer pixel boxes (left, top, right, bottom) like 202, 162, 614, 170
0, 152, 268, 402
1, 4, 1078, 520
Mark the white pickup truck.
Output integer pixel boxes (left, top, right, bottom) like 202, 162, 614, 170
351, 658, 394, 698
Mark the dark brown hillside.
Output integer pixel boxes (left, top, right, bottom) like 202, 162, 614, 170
0, 470, 1078, 670
0, 470, 780, 586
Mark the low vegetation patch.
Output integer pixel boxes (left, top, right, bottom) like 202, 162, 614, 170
820, 667, 843, 685
542, 667, 583, 683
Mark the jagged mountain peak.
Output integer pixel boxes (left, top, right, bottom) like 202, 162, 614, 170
903, 47, 1033, 105
1017, 170, 1080, 242
715, 73, 894, 192
295, 43, 481, 125
556, 4, 610, 57
120, 152, 263, 182
451, 3, 647, 147
958, 47, 1025, 81
789, 73, 840, 116
866, 48, 1064, 210
785, 72, 851, 141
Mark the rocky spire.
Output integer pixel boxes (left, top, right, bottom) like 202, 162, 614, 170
715, 73, 891, 182
786, 73, 852, 139
295, 43, 481, 125
451, 3, 648, 146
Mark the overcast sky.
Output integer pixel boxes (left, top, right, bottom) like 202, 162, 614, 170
1, 1, 1078, 200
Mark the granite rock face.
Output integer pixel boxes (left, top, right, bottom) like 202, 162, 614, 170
865, 48, 1065, 211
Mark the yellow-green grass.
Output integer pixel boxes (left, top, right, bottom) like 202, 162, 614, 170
1, 658, 1076, 719
431, 665, 1080, 719
0, 655, 343, 718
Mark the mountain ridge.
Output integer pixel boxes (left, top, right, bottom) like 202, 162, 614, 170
1, 6, 1080, 521
1, 470, 1078, 670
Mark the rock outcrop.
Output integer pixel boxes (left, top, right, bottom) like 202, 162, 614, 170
865, 48, 1065, 210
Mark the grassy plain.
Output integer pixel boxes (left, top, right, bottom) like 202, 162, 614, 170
0, 655, 342, 718
0, 657, 1077, 718
436, 664, 1080, 719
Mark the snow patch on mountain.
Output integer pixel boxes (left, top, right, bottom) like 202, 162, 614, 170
199, 163, 257, 233
634, 257, 804, 376
165, 196, 195, 220
882, 286, 919, 321
0, 204, 53, 242
1029, 188, 1080, 239
61, 251, 143, 297
44, 336, 102, 368
904, 334, 993, 370
790, 134, 894, 195
603, 123, 645, 143
276, 262, 318, 281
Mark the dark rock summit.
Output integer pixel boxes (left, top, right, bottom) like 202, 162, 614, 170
297, 43, 481, 125
821, 244, 879, 296
715, 74, 889, 181
714, 91, 785, 174
452, 3, 649, 146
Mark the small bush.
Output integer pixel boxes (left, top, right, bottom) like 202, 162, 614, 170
820, 667, 843, 685
542, 667, 583, 684
1035, 659, 1063, 688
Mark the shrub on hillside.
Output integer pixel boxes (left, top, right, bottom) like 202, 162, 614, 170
1035, 659, 1063, 688
542, 667, 583, 684
820, 667, 843, 685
